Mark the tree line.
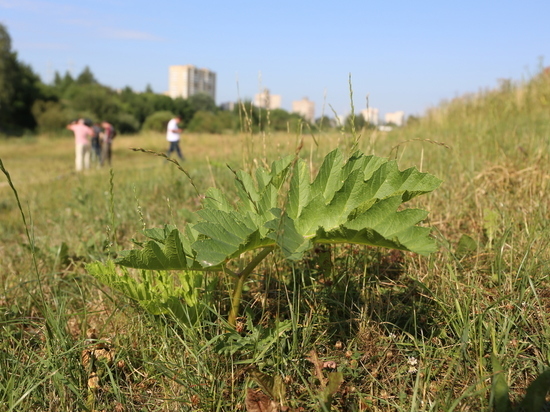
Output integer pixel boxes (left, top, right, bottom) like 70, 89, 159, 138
0, 23, 373, 137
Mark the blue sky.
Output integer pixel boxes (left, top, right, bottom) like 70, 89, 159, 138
1, 0, 549, 119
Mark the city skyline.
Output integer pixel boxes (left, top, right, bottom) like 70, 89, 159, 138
1, 0, 548, 119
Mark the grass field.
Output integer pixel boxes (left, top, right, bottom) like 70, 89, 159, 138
1, 70, 550, 411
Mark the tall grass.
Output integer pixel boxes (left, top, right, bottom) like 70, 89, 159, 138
1, 67, 550, 411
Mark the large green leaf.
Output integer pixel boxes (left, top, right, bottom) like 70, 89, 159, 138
310, 148, 346, 203
287, 159, 311, 220
193, 208, 257, 265
87, 260, 209, 324
266, 208, 313, 261
112, 148, 442, 271
490, 354, 512, 412
116, 227, 203, 270
202, 187, 233, 213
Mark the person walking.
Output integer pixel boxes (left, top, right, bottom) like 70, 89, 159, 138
166, 114, 184, 160
100, 121, 116, 167
66, 118, 94, 171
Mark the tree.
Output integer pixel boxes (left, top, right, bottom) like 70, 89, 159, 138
53, 71, 75, 95
268, 109, 304, 132
344, 113, 366, 132
76, 66, 97, 85
0, 23, 47, 133
0, 23, 11, 55
0, 23, 14, 119
315, 116, 335, 130
9, 61, 45, 129
0, 24, 17, 130
149, 93, 175, 112
232, 101, 266, 132
172, 97, 194, 125
63, 83, 122, 122
118, 87, 151, 125
188, 93, 217, 113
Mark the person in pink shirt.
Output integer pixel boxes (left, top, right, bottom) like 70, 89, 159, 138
66, 118, 94, 171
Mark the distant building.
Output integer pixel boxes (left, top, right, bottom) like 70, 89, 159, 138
292, 97, 315, 123
254, 89, 281, 110
168, 65, 216, 100
385, 111, 405, 127
335, 114, 346, 126
220, 101, 236, 111
361, 107, 379, 126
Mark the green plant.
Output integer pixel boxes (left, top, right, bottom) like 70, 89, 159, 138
491, 354, 550, 412
87, 259, 213, 325
89, 147, 441, 327
141, 110, 175, 132
211, 314, 293, 362
186, 110, 223, 133
245, 365, 343, 411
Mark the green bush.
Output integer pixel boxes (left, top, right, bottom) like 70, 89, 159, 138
141, 110, 175, 133
31, 100, 70, 132
268, 108, 304, 132
215, 110, 237, 132
185, 110, 238, 134
111, 112, 140, 134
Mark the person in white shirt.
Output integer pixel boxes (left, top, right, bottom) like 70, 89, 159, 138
166, 114, 184, 160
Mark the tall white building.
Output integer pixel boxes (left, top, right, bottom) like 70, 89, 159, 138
292, 97, 315, 123
254, 89, 282, 110
385, 111, 405, 127
168, 65, 216, 100
361, 107, 379, 126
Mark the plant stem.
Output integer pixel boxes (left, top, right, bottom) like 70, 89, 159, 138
0, 158, 46, 309
228, 246, 274, 327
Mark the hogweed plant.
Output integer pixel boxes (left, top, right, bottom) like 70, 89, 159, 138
88, 147, 442, 327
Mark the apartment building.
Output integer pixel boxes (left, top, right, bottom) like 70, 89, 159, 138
253, 89, 282, 110
168, 65, 216, 100
360, 107, 380, 126
385, 111, 405, 127
292, 97, 315, 123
